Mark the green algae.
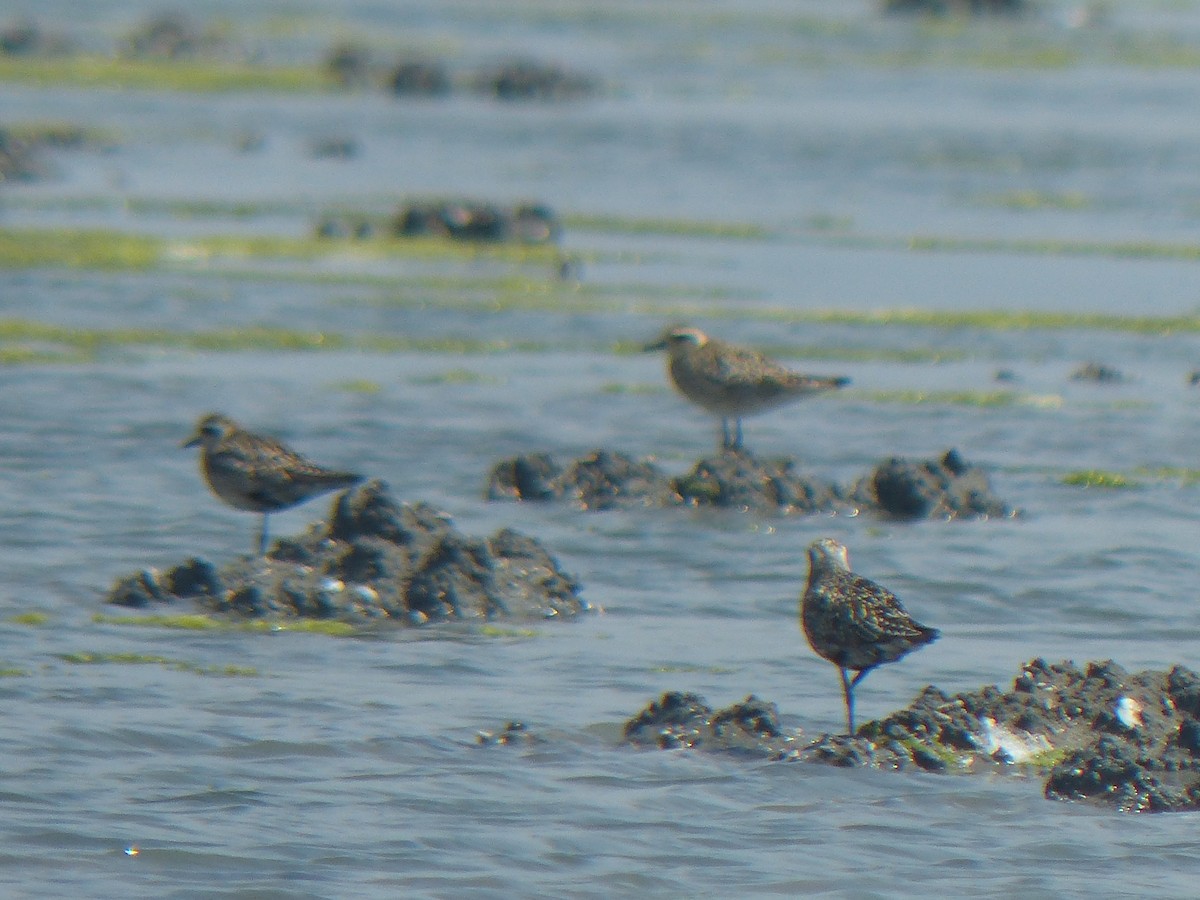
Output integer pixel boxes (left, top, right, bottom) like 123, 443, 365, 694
477, 624, 541, 639
6, 121, 117, 148
57, 651, 258, 677
800, 308, 1200, 337
0, 229, 159, 270
91, 612, 359, 636
0, 226, 564, 273
0, 667, 28, 678
1019, 745, 1070, 770
565, 213, 771, 240
0, 319, 347, 355
898, 735, 972, 771
329, 378, 383, 394
8, 612, 50, 626
0, 318, 555, 360
859, 389, 1050, 408
974, 190, 1093, 211
1061, 470, 1139, 489
0, 54, 328, 93
600, 382, 663, 395
92, 612, 222, 631
1137, 466, 1200, 485
1055, 466, 1200, 488
410, 368, 501, 386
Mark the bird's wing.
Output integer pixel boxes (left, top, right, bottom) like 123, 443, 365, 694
210, 435, 317, 487
706, 343, 796, 388
841, 573, 925, 642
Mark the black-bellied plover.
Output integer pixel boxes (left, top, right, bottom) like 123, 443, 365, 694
182, 413, 363, 556
801, 538, 939, 735
644, 326, 849, 451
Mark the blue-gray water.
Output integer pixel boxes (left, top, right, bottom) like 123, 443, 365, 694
3, 1, 1200, 897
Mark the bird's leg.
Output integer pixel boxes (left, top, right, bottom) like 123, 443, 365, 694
720, 418, 732, 451
733, 418, 744, 450
840, 667, 856, 735
844, 667, 876, 735
258, 513, 270, 556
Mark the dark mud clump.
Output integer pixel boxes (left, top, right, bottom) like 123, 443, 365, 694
472, 58, 599, 102
883, 0, 1027, 15
393, 200, 562, 245
849, 448, 1014, 519
0, 129, 45, 182
620, 659, 1200, 812
1070, 361, 1126, 384
315, 199, 562, 246
107, 479, 590, 626
487, 449, 679, 510
488, 447, 1013, 519
0, 19, 74, 56
672, 450, 843, 513
120, 12, 242, 61
386, 58, 453, 97
622, 692, 783, 753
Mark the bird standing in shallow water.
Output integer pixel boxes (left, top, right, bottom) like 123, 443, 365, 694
643, 326, 849, 452
801, 538, 939, 735
182, 413, 363, 556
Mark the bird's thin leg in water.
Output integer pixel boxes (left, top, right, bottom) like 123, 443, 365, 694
840, 668, 856, 735
720, 418, 731, 451
734, 418, 744, 450
845, 667, 877, 735
258, 513, 270, 557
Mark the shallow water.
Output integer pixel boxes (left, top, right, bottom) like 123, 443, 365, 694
4, 1, 1200, 897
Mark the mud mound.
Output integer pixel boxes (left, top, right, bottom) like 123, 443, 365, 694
489, 447, 1013, 519
620, 659, 1200, 812
108, 479, 589, 626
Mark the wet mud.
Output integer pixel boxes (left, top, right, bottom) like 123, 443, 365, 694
488, 447, 1015, 520
107, 480, 590, 625
613, 659, 1200, 813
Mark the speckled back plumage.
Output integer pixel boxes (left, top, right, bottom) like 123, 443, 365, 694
660, 328, 848, 418
185, 413, 362, 514
801, 538, 939, 673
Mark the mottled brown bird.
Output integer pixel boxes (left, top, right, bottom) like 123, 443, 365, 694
644, 326, 848, 451
182, 413, 363, 555
801, 538, 939, 735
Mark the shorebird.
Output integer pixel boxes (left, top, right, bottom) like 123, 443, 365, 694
182, 413, 363, 556
801, 538, 939, 735
643, 326, 849, 451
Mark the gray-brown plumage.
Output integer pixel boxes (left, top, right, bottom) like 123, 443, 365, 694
182, 413, 363, 555
801, 538, 939, 735
644, 326, 849, 451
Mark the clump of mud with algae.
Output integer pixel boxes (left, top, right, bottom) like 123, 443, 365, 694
107, 479, 591, 626
488, 447, 1015, 520
613, 659, 1200, 812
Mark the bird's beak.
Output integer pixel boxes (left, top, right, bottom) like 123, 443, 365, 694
643, 338, 667, 352
181, 431, 201, 449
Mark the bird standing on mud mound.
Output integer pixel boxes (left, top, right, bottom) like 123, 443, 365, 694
801, 538, 939, 735
182, 413, 363, 556
643, 326, 849, 452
